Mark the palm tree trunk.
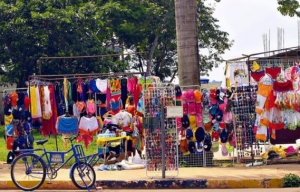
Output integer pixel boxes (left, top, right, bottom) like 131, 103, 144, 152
175, 0, 200, 86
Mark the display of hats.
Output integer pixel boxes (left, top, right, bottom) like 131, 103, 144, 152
215, 110, 223, 122
221, 143, 228, 156
212, 122, 219, 131
195, 142, 203, 154
189, 115, 197, 128
211, 141, 219, 152
204, 122, 212, 132
181, 115, 190, 128
226, 142, 234, 153
186, 128, 193, 140
203, 133, 212, 152
220, 129, 228, 143
219, 122, 226, 129
194, 90, 202, 103
185, 89, 195, 103
211, 131, 219, 142
195, 127, 205, 142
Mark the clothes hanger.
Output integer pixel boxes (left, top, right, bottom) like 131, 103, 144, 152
65, 111, 71, 117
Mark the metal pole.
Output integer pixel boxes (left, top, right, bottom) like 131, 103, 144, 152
160, 105, 166, 178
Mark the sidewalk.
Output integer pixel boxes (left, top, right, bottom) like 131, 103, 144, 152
1, 162, 300, 190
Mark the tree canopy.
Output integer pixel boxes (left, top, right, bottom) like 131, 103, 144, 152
277, 0, 300, 17
0, 0, 232, 87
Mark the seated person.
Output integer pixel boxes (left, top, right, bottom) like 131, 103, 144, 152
104, 151, 126, 165
105, 139, 133, 165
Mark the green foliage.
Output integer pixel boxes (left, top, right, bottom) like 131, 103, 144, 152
282, 173, 300, 187
0, 126, 99, 166
0, 0, 232, 85
277, 0, 300, 17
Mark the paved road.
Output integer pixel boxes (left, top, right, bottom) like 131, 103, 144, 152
2, 189, 300, 192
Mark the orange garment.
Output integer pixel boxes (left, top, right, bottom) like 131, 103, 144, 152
255, 83, 273, 114
76, 101, 85, 113
126, 105, 136, 116
10, 92, 18, 107
257, 83, 273, 97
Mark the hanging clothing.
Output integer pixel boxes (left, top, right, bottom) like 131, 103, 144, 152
96, 78, 108, 93
63, 78, 69, 111
56, 115, 78, 134
121, 78, 128, 109
225, 61, 249, 86
109, 92, 122, 114
41, 84, 58, 137
30, 86, 42, 118
43, 86, 52, 120
78, 116, 100, 135
73, 103, 81, 121
106, 80, 111, 111
10, 92, 18, 107
86, 99, 96, 115
114, 110, 132, 131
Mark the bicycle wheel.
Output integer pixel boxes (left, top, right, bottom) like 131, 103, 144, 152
11, 153, 46, 191
70, 162, 96, 189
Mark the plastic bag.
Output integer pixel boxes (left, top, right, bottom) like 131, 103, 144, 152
132, 150, 143, 164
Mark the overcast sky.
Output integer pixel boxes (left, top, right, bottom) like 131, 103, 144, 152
204, 0, 300, 82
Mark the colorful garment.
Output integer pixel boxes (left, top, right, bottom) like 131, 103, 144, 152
43, 86, 52, 120
79, 116, 100, 135
86, 99, 96, 115
56, 116, 78, 134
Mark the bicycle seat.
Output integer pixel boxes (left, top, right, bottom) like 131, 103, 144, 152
36, 139, 48, 145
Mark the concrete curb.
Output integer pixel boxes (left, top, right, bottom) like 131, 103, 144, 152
0, 178, 284, 190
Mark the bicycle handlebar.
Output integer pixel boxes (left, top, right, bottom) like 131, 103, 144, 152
64, 135, 77, 143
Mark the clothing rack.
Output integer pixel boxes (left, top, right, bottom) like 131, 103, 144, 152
3, 88, 28, 96
29, 71, 147, 80
251, 58, 297, 71
27, 71, 147, 152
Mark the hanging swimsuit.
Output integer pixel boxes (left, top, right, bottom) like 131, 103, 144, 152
265, 67, 281, 79
273, 80, 293, 92
250, 70, 265, 82
77, 77, 83, 93
56, 116, 79, 134
86, 99, 96, 115
76, 101, 86, 113
78, 116, 100, 135
96, 78, 107, 93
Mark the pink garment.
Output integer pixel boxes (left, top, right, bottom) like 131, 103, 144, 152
127, 77, 137, 93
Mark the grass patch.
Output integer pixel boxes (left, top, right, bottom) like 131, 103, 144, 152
0, 126, 99, 166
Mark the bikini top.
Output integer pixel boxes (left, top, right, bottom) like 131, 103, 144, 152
86, 99, 96, 115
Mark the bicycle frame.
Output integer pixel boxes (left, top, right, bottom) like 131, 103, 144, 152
20, 143, 85, 178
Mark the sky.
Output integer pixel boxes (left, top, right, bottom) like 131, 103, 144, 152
203, 0, 300, 83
